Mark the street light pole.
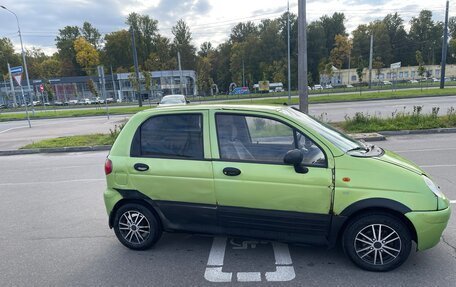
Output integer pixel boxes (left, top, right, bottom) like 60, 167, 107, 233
287, 0, 292, 104
1, 5, 34, 115
298, 0, 308, 113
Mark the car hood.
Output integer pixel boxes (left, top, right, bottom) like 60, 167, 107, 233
374, 150, 426, 175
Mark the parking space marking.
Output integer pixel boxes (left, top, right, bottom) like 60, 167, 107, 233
204, 237, 296, 283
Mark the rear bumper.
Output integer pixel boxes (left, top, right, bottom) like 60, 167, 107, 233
405, 206, 451, 251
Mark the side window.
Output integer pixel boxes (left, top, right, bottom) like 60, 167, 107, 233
216, 114, 326, 166
139, 114, 203, 159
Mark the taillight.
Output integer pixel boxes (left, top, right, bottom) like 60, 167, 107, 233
105, 158, 113, 175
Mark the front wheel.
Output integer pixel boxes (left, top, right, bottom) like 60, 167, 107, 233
113, 203, 162, 250
343, 213, 412, 272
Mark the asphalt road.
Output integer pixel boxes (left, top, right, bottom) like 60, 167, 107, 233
1, 96, 456, 150
0, 133, 454, 286
0, 115, 128, 150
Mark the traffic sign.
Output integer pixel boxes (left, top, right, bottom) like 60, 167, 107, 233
10, 66, 23, 74
390, 62, 401, 69
13, 74, 23, 86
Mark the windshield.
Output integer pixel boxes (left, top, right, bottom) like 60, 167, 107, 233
160, 96, 185, 104
281, 107, 364, 152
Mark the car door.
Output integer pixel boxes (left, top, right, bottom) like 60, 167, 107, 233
210, 111, 334, 244
128, 111, 217, 234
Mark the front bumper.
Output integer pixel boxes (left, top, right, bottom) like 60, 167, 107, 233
405, 206, 451, 251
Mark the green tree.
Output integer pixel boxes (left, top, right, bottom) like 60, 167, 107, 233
80, 22, 102, 49
103, 30, 132, 71
197, 57, 213, 96
230, 22, 258, 43
74, 37, 100, 75
320, 13, 347, 54
0, 37, 20, 75
356, 57, 365, 83
144, 35, 175, 71
39, 57, 61, 79
383, 13, 411, 65
172, 19, 197, 70
198, 42, 213, 57
25, 47, 49, 79
126, 13, 159, 67
55, 25, 81, 76
372, 57, 384, 82
409, 10, 443, 65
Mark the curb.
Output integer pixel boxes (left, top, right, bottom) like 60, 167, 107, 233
0, 145, 111, 156
379, 127, 456, 136
349, 133, 386, 142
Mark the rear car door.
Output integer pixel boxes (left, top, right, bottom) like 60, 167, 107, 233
210, 111, 334, 244
128, 111, 217, 233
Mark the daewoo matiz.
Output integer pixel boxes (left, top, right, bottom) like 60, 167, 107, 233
103, 105, 450, 271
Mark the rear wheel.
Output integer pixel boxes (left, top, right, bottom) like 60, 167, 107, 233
113, 203, 162, 250
343, 213, 412, 272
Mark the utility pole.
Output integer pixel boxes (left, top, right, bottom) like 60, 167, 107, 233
287, 0, 292, 104
347, 52, 351, 85
130, 28, 142, 107
110, 66, 118, 102
298, 0, 308, 113
368, 34, 373, 89
7, 63, 17, 107
440, 0, 450, 89
98, 65, 109, 119
177, 51, 185, 95
242, 58, 246, 87
1, 6, 34, 115
9, 63, 31, 127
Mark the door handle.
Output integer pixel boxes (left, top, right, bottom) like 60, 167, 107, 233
223, 167, 241, 176
134, 163, 149, 172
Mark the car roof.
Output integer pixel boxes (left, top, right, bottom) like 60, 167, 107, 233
162, 94, 185, 98
142, 104, 287, 114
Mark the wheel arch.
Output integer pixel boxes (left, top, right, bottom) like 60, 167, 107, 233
330, 199, 418, 247
109, 198, 163, 230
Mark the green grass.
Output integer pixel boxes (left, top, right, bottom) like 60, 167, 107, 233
222, 87, 456, 106
21, 122, 125, 149
0, 106, 148, 122
341, 107, 456, 133
21, 134, 115, 149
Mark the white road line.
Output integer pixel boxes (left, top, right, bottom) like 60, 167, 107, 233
450, 200, 456, 204
0, 126, 28, 134
237, 272, 261, 282
420, 164, 456, 168
0, 178, 104, 186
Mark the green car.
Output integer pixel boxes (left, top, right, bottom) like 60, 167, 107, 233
103, 105, 451, 272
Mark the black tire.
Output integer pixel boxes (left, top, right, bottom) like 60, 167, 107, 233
113, 203, 162, 250
342, 212, 412, 272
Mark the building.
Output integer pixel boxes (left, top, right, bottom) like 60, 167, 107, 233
0, 70, 197, 106
321, 64, 456, 86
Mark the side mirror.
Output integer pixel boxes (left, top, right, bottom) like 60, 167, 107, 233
284, 149, 309, 174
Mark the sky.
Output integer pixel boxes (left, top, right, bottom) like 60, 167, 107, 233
0, 0, 453, 55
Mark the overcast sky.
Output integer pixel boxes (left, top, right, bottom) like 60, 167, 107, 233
0, 0, 453, 55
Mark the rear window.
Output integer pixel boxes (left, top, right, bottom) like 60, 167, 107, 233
134, 114, 203, 159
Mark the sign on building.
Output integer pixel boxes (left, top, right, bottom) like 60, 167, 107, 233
390, 62, 401, 69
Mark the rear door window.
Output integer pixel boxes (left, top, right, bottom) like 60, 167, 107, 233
139, 114, 203, 159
